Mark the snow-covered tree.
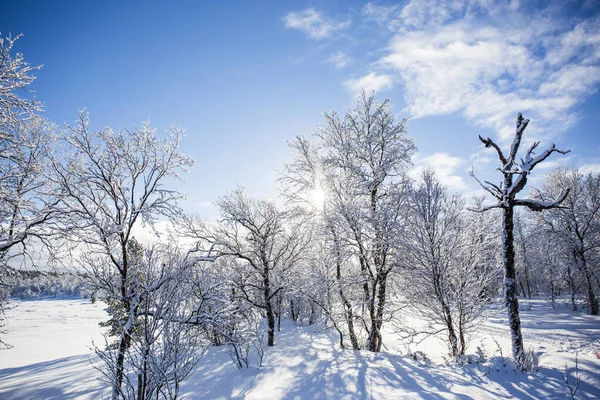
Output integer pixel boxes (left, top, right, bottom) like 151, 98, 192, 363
471, 113, 570, 368
0, 33, 41, 131
281, 92, 415, 352
403, 170, 500, 357
54, 112, 194, 398
179, 188, 309, 347
534, 168, 600, 315
93, 241, 204, 400
0, 34, 58, 347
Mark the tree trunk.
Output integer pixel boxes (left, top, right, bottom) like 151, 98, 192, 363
333, 229, 360, 350
502, 205, 525, 367
114, 332, 131, 399
442, 302, 458, 357
369, 274, 388, 352
584, 269, 599, 315
566, 264, 577, 311
264, 284, 275, 346
577, 252, 599, 315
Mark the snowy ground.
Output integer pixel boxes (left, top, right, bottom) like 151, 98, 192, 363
0, 297, 599, 399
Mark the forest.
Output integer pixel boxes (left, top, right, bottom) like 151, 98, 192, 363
1, 32, 599, 400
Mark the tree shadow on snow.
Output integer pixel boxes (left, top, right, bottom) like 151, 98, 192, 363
0, 355, 108, 400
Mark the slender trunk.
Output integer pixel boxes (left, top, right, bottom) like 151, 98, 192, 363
264, 275, 275, 346
584, 269, 599, 315
332, 229, 360, 350
442, 302, 458, 357
290, 299, 297, 322
502, 205, 525, 367
577, 253, 599, 315
114, 332, 131, 399
369, 274, 387, 352
566, 264, 577, 311
458, 311, 466, 356
366, 279, 377, 352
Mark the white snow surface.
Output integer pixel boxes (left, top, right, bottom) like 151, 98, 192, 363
0, 297, 599, 399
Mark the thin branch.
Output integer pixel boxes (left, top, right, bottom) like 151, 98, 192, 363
478, 135, 507, 166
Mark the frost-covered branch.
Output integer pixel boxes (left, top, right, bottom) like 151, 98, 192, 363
478, 135, 507, 166
514, 189, 570, 212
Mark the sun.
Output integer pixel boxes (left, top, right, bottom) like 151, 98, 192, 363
310, 185, 326, 211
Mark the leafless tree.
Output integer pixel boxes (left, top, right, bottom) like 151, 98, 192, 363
534, 168, 600, 315
179, 188, 309, 347
470, 113, 570, 368
54, 112, 194, 398
0, 34, 59, 347
403, 170, 500, 357
281, 92, 415, 352
0, 33, 41, 131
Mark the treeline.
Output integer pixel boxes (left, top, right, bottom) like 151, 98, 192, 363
6, 267, 88, 299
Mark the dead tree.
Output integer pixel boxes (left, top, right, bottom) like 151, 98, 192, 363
470, 113, 569, 368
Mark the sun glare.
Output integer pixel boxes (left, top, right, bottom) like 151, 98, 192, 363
311, 186, 326, 210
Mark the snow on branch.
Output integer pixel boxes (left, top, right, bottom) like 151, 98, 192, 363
522, 142, 571, 173
469, 169, 502, 200
467, 202, 503, 213
508, 113, 530, 166
478, 135, 507, 166
514, 189, 570, 212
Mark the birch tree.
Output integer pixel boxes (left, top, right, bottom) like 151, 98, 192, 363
404, 170, 499, 357
0, 34, 58, 346
54, 112, 194, 398
282, 92, 415, 352
535, 168, 600, 315
470, 113, 570, 368
179, 188, 309, 347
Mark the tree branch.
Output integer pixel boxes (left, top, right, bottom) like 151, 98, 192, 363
514, 188, 570, 212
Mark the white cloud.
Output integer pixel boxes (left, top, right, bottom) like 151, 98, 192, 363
352, 1, 600, 144
344, 72, 393, 94
579, 163, 600, 175
362, 3, 401, 30
284, 8, 350, 40
326, 51, 350, 69
131, 220, 173, 246
410, 152, 467, 191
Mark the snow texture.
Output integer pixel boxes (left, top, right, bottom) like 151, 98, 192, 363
0, 297, 599, 399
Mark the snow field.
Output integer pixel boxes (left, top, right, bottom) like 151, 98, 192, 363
0, 297, 599, 399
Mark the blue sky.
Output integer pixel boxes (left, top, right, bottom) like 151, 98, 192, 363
2, 0, 600, 219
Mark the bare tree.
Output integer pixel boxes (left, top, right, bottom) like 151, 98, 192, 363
535, 168, 600, 315
54, 112, 194, 398
282, 92, 415, 352
179, 188, 309, 347
0, 34, 59, 347
403, 169, 464, 356
0, 117, 62, 262
92, 241, 204, 400
470, 113, 570, 368
403, 170, 500, 357
0, 33, 41, 131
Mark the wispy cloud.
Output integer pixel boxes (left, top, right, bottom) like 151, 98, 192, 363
579, 163, 600, 175
326, 51, 351, 69
410, 152, 468, 191
284, 8, 350, 40
355, 0, 600, 142
344, 72, 393, 93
